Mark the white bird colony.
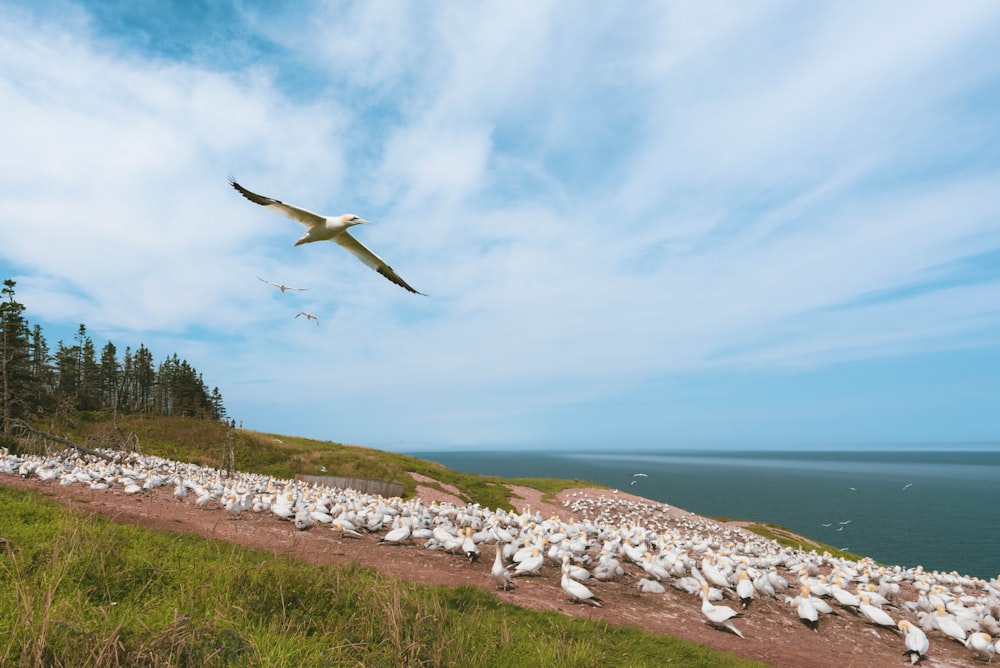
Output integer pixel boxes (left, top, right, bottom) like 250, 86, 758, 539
3, 445, 1000, 664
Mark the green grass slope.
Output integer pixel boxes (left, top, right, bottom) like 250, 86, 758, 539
0, 486, 762, 667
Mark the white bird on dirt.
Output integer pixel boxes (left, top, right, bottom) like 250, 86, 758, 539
966, 632, 995, 662
231, 180, 425, 295
934, 604, 968, 643
897, 620, 929, 665
638, 578, 666, 594
561, 556, 603, 607
792, 583, 820, 632
513, 547, 544, 577
224, 493, 242, 519
736, 570, 755, 609
640, 552, 670, 581
859, 594, 896, 628
332, 520, 364, 539
309, 503, 334, 524
379, 521, 412, 545
462, 527, 479, 563
257, 277, 309, 293
294, 506, 313, 530
829, 575, 861, 611
173, 476, 188, 501
700, 581, 744, 638
492, 547, 515, 591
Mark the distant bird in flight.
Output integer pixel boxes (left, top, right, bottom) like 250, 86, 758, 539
633, 473, 648, 478
257, 277, 309, 293
230, 180, 425, 295
296, 312, 319, 325
901, 483, 913, 490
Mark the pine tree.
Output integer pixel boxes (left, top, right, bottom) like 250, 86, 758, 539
29, 324, 54, 413
77, 325, 100, 411
133, 344, 155, 413
54, 339, 79, 403
2, 277, 225, 424
0, 280, 31, 431
99, 341, 119, 414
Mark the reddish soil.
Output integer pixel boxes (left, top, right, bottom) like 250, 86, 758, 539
0, 473, 979, 667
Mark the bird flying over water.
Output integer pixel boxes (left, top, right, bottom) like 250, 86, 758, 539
230, 180, 425, 295
257, 277, 308, 293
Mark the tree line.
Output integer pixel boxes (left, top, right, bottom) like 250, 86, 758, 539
1, 279, 226, 433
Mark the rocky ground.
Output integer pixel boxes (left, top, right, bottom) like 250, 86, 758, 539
0, 470, 986, 667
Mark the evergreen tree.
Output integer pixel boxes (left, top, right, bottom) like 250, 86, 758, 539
211, 386, 226, 421
29, 324, 54, 413
77, 325, 100, 411
54, 339, 79, 403
99, 341, 119, 413
1, 277, 225, 424
133, 344, 155, 413
0, 280, 31, 430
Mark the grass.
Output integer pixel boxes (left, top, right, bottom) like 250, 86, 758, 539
56, 416, 599, 512
0, 485, 763, 668
740, 522, 865, 563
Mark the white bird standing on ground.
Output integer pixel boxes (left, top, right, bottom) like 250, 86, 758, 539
700, 581, 744, 638
492, 547, 514, 591
231, 180, 425, 295
736, 570, 755, 609
561, 556, 603, 607
898, 620, 929, 665
257, 277, 309, 293
793, 584, 820, 632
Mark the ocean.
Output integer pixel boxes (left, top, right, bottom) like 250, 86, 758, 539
410, 448, 1000, 580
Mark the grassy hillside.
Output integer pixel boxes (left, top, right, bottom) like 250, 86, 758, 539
0, 485, 762, 668
61, 415, 597, 511
43, 415, 859, 558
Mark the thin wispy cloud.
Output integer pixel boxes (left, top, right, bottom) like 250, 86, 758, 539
1, 1, 998, 448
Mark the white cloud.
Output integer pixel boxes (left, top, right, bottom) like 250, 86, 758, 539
1, 1, 999, 445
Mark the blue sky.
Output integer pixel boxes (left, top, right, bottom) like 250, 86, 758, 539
2, 1, 999, 451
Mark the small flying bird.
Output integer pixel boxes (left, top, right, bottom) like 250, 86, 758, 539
632, 473, 648, 477
902, 483, 913, 490
231, 180, 425, 295
296, 312, 319, 325
257, 277, 309, 293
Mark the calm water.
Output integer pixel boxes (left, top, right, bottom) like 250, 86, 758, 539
412, 448, 1000, 580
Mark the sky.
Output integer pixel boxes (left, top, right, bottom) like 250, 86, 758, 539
1, 1, 999, 452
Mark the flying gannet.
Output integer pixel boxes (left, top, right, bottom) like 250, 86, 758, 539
257, 277, 309, 293
295, 312, 319, 325
231, 180, 425, 295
